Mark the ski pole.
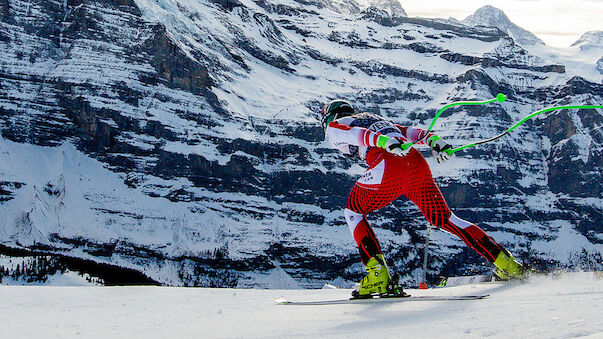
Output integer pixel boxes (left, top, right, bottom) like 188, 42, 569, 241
400, 93, 603, 153
444, 104, 603, 154
400, 93, 507, 150
420, 224, 434, 289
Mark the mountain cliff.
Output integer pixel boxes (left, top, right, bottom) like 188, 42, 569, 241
0, 0, 601, 287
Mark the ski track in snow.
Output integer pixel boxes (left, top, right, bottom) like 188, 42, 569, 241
0, 272, 601, 338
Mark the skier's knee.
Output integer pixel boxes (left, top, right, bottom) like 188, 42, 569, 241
449, 211, 472, 228
344, 208, 364, 236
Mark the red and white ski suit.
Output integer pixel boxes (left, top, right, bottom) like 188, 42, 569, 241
325, 113, 504, 265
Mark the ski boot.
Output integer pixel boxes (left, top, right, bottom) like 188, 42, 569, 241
351, 254, 407, 299
381, 273, 408, 298
493, 249, 526, 280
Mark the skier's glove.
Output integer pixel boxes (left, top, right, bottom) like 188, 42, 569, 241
427, 135, 455, 164
378, 135, 409, 157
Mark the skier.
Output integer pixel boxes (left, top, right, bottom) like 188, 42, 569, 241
320, 99, 526, 298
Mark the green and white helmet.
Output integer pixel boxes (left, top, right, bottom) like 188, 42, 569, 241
320, 99, 355, 133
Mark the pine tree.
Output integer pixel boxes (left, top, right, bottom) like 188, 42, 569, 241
14, 264, 21, 278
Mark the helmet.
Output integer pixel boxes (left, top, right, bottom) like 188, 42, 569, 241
320, 99, 355, 132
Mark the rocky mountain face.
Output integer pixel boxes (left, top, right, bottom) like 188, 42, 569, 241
307, 0, 406, 17
462, 5, 545, 46
0, 0, 601, 287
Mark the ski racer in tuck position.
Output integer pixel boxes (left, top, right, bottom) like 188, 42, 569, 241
320, 99, 526, 298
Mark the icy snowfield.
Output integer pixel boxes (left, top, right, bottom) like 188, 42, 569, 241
1, 272, 601, 338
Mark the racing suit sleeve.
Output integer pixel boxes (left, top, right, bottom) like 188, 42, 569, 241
326, 121, 391, 149
395, 125, 435, 145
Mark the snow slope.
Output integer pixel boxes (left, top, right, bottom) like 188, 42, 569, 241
0, 272, 601, 338
0, 129, 358, 288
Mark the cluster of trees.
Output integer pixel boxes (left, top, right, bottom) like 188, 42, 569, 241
0, 256, 102, 285
0, 256, 65, 283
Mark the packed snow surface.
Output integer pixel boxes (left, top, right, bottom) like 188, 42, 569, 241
1, 272, 601, 338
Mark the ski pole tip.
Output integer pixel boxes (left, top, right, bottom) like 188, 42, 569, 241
496, 93, 506, 103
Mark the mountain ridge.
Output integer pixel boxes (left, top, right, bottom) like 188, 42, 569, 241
0, 0, 601, 287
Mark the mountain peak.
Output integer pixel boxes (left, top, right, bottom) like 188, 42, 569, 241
466, 5, 508, 25
571, 31, 603, 50
462, 5, 544, 46
317, 0, 406, 17
356, 0, 407, 17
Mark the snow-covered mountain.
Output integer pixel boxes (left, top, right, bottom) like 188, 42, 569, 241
463, 5, 545, 46
355, 0, 406, 17
571, 32, 603, 77
306, 0, 406, 17
0, 0, 601, 288
572, 31, 603, 51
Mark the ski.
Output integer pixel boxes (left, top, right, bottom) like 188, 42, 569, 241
275, 294, 489, 306
438, 274, 494, 287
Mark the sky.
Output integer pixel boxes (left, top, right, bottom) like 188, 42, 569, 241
399, 0, 603, 48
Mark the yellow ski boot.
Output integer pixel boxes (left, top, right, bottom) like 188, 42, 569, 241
352, 254, 394, 298
493, 250, 525, 280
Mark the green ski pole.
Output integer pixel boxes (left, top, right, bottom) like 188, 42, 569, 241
445, 104, 603, 155
400, 93, 507, 150
402, 93, 603, 154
